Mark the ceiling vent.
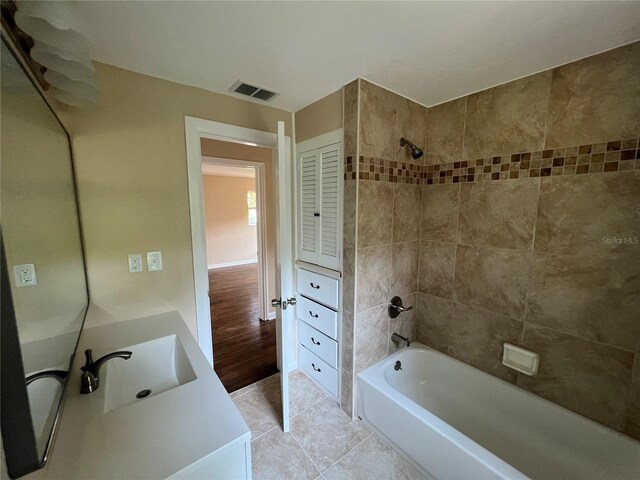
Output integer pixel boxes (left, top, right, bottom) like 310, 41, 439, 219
230, 80, 278, 102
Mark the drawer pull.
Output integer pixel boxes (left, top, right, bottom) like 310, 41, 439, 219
311, 337, 320, 346
312, 363, 321, 372
309, 310, 319, 318
310, 282, 321, 289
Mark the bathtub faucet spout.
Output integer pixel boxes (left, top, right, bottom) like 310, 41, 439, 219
391, 333, 410, 348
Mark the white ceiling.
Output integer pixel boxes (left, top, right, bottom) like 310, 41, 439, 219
202, 163, 255, 178
76, 1, 640, 112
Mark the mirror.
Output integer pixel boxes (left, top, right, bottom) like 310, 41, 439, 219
0, 37, 88, 477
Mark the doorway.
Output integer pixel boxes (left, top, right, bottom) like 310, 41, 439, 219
201, 158, 277, 391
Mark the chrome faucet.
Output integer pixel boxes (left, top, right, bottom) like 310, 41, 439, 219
80, 348, 132, 394
391, 333, 411, 348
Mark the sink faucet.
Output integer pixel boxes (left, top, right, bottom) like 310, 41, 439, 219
80, 348, 132, 394
391, 333, 411, 348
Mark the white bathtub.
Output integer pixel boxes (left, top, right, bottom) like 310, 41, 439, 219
357, 343, 640, 480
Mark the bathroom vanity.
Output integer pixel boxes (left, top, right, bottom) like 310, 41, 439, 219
26, 310, 252, 480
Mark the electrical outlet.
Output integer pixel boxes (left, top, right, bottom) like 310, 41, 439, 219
128, 254, 143, 273
147, 251, 163, 272
13, 264, 37, 287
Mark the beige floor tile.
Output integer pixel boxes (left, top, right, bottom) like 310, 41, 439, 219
258, 370, 328, 418
324, 435, 426, 480
291, 398, 371, 472
252, 427, 321, 480
233, 388, 279, 439
229, 382, 257, 399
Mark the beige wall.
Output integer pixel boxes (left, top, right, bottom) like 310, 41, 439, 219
1, 92, 87, 346
56, 62, 291, 336
295, 89, 343, 143
201, 138, 277, 317
203, 175, 257, 266
342, 42, 640, 439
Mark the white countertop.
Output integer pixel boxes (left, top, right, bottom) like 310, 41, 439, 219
27, 311, 250, 479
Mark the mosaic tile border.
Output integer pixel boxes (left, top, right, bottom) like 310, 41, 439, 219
344, 155, 422, 183
344, 139, 640, 184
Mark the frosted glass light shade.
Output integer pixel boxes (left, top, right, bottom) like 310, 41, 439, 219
44, 70, 98, 97
31, 42, 95, 81
52, 88, 98, 109
15, 1, 93, 55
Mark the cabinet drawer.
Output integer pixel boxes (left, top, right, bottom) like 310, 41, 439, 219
296, 295, 338, 340
298, 320, 338, 369
299, 345, 338, 397
297, 268, 339, 309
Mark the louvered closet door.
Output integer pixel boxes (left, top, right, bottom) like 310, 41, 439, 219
297, 150, 319, 264
318, 143, 342, 270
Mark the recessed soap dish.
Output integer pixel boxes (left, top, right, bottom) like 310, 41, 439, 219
502, 343, 539, 376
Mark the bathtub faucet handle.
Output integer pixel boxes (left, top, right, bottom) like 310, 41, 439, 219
388, 296, 413, 318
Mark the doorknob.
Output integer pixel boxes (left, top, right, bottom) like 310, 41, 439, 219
271, 297, 297, 310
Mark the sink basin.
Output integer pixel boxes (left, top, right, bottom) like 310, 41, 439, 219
102, 334, 196, 413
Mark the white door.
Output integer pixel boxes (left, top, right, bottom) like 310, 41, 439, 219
272, 121, 294, 432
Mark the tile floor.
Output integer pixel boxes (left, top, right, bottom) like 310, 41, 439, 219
232, 370, 426, 480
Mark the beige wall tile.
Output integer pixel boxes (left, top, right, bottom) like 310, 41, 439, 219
625, 350, 640, 440
425, 97, 466, 165
453, 245, 529, 319
393, 183, 422, 243
534, 171, 640, 256
463, 71, 551, 160
343, 179, 357, 248
527, 253, 640, 351
457, 178, 539, 250
340, 310, 355, 417
389, 292, 416, 354
416, 293, 521, 382
358, 180, 394, 248
355, 304, 390, 373
546, 42, 640, 148
396, 97, 427, 164
421, 184, 460, 242
359, 80, 398, 159
343, 246, 356, 313
418, 241, 456, 299
356, 244, 392, 311
391, 241, 419, 298
519, 324, 634, 430
343, 80, 359, 157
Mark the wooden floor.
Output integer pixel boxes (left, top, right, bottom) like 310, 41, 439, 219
210, 263, 277, 393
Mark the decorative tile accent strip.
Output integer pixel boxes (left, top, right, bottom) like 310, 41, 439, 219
344, 139, 640, 183
426, 138, 639, 185
343, 155, 422, 183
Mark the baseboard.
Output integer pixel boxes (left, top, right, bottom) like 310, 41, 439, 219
208, 259, 258, 269
267, 312, 276, 320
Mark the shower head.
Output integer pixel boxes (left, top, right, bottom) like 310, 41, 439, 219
400, 138, 424, 160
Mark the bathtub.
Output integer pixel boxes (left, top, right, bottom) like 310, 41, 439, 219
357, 343, 640, 480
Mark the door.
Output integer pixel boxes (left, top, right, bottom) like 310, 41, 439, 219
273, 121, 294, 432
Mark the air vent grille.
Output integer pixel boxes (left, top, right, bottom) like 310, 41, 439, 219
230, 80, 279, 102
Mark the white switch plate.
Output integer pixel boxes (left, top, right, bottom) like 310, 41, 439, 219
128, 254, 144, 273
147, 251, 163, 271
13, 264, 37, 287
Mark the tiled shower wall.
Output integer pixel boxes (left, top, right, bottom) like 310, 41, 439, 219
341, 41, 640, 439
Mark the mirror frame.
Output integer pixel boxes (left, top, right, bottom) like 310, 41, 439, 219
0, 30, 91, 478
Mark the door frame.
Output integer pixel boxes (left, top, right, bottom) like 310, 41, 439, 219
185, 116, 288, 365
201, 156, 270, 324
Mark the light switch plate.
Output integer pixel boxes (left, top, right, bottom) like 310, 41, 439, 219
128, 254, 144, 273
147, 251, 163, 272
13, 264, 37, 286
